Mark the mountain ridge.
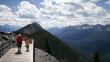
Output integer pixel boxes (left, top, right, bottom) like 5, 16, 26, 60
15, 22, 85, 62
0, 24, 20, 32
48, 24, 110, 62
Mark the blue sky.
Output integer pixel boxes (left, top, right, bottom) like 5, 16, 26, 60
96, 0, 110, 12
0, 0, 109, 11
0, 0, 110, 29
0, 0, 43, 10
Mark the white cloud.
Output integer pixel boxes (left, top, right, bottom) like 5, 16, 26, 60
51, 0, 80, 3
0, 0, 110, 29
0, 4, 33, 27
37, 0, 110, 29
16, 1, 39, 19
0, 5, 14, 17
50, 0, 100, 3
105, 0, 110, 5
0, 5, 15, 25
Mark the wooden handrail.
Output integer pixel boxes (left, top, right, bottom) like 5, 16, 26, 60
0, 37, 13, 58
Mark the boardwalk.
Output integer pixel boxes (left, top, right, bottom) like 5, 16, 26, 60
0, 40, 33, 62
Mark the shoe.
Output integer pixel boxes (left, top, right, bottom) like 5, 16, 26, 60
15, 52, 20, 55
15, 52, 19, 54
19, 52, 22, 54
15, 51, 22, 54
26, 50, 29, 52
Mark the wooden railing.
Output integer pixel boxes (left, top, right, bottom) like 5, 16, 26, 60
0, 36, 13, 58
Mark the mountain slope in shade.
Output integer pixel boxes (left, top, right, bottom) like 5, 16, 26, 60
15, 23, 85, 62
48, 24, 110, 62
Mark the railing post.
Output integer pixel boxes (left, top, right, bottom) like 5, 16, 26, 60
0, 36, 14, 58
0, 33, 17, 58
0, 45, 1, 58
1, 44, 3, 57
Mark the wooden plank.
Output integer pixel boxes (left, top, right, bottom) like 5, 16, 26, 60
0, 40, 33, 62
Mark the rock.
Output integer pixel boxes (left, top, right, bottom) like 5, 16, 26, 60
35, 48, 59, 62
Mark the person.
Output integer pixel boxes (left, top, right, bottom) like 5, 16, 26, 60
15, 34, 23, 54
25, 37, 31, 52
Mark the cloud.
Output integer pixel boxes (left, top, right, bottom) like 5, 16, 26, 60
51, 0, 77, 3
105, 0, 110, 5
0, 5, 15, 25
0, 4, 33, 27
0, 0, 110, 29
0, 5, 13, 17
38, 0, 110, 28
50, 0, 100, 3
16, 1, 39, 19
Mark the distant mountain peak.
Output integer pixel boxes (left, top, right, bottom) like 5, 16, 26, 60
66, 24, 110, 31
0, 24, 20, 32
15, 22, 83, 62
16, 22, 43, 34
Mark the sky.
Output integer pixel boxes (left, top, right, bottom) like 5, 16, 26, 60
0, 0, 110, 29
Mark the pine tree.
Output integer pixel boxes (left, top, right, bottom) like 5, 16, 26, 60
89, 49, 100, 62
45, 39, 52, 55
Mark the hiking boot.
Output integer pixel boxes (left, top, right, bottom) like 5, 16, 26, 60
15, 52, 19, 54
15, 51, 22, 54
15, 52, 20, 55
19, 51, 22, 54
26, 50, 29, 52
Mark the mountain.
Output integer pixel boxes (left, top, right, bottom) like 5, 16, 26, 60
0, 24, 20, 32
48, 24, 110, 45
48, 24, 110, 62
35, 48, 59, 62
0, 25, 3, 32
15, 23, 85, 62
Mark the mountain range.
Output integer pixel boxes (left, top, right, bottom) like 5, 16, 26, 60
2, 23, 110, 62
0, 24, 20, 32
48, 24, 110, 62
15, 23, 85, 62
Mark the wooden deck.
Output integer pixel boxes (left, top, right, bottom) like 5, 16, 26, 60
0, 40, 33, 62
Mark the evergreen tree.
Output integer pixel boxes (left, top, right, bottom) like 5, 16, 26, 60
45, 39, 52, 55
89, 49, 100, 62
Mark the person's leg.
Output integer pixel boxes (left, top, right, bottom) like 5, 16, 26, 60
28, 46, 29, 50
19, 44, 22, 54
15, 44, 20, 54
26, 46, 29, 52
28, 46, 29, 51
18, 45, 20, 53
17, 43, 20, 52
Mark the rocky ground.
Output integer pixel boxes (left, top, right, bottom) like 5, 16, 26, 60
35, 48, 59, 62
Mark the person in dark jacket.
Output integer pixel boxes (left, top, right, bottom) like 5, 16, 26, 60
15, 34, 23, 54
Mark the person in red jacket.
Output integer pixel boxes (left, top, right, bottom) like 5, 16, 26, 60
15, 34, 23, 54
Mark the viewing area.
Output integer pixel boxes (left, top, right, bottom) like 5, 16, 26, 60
0, 32, 33, 62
